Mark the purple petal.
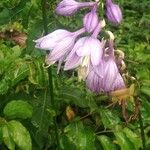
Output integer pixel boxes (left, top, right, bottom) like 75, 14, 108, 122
112, 73, 125, 90
106, 2, 122, 24
90, 39, 103, 66
66, 37, 86, 60
64, 53, 81, 70
34, 29, 70, 50
48, 36, 75, 61
86, 68, 103, 93
83, 7, 99, 33
56, 0, 79, 16
102, 59, 119, 92
76, 37, 91, 56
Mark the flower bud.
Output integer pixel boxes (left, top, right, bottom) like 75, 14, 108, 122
106, 0, 122, 24
56, 0, 96, 16
83, 6, 99, 33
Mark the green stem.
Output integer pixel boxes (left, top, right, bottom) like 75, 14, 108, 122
139, 110, 146, 150
41, 0, 60, 149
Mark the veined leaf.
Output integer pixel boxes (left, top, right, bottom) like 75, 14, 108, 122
2, 125, 15, 150
123, 128, 141, 150
98, 135, 117, 150
3, 100, 33, 119
141, 87, 150, 97
114, 130, 135, 150
8, 120, 32, 150
100, 108, 120, 128
64, 122, 95, 150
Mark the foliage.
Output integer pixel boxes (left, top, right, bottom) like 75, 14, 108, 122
0, 0, 149, 149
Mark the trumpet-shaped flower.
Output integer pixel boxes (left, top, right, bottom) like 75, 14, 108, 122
64, 37, 103, 79
106, 0, 122, 24
86, 40, 125, 93
86, 65, 104, 93
64, 21, 105, 80
34, 28, 85, 66
83, 5, 99, 33
56, 0, 96, 16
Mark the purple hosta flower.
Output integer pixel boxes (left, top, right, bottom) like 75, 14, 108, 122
64, 37, 103, 80
106, 0, 122, 24
101, 40, 125, 92
34, 28, 85, 70
86, 40, 125, 93
83, 5, 99, 33
56, 0, 96, 16
64, 21, 105, 80
86, 65, 104, 93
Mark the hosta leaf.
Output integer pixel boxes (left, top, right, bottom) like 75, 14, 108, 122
114, 131, 135, 150
0, 8, 10, 25
3, 100, 33, 119
64, 122, 95, 150
100, 108, 120, 128
60, 87, 88, 108
2, 125, 15, 150
8, 120, 32, 150
98, 135, 117, 150
141, 96, 150, 122
60, 135, 76, 150
140, 87, 150, 97
11, 60, 29, 86
123, 128, 141, 150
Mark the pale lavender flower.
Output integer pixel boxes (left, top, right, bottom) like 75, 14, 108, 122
34, 28, 85, 66
102, 40, 125, 91
64, 36, 103, 80
64, 21, 105, 80
86, 40, 125, 93
83, 5, 99, 33
86, 65, 104, 93
64, 37, 103, 69
56, 0, 96, 16
106, 0, 122, 24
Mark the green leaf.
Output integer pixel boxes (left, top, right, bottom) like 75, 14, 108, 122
64, 122, 95, 150
100, 109, 120, 128
2, 125, 15, 150
141, 96, 150, 122
60, 135, 76, 150
123, 128, 141, 150
98, 135, 117, 150
11, 60, 29, 86
8, 120, 32, 150
114, 130, 135, 150
141, 87, 150, 97
0, 127, 2, 144
0, 8, 10, 25
3, 100, 33, 119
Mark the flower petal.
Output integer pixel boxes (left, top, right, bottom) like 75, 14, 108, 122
64, 53, 81, 70
102, 59, 118, 92
90, 39, 103, 66
84, 8, 99, 33
34, 29, 70, 50
76, 37, 91, 56
49, 36, 75, 61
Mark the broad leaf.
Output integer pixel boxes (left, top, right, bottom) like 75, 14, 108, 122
98, 135, 117, 150
64, 122, 95, 150
8, 120, 32, 150
4, 100, 33, 119
2, 125, 15, 150
100, 108, 121, 128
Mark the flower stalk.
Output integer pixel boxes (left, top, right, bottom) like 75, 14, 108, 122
41, 0, 60, 149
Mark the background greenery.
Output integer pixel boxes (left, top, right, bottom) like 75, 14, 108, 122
0, 0, 150, 149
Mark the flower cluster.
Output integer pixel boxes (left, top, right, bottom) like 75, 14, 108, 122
34, 0, 125, 94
